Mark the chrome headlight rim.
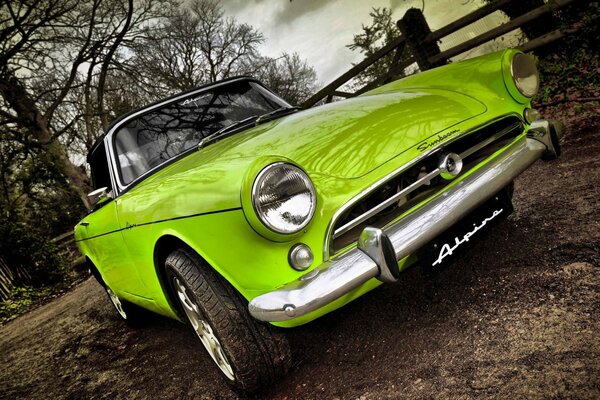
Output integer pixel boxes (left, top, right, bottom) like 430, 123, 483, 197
251, 162, 316, 235
510, 52, 539, 98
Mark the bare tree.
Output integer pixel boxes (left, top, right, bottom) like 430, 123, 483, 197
0, 0, 170, 207
256, 53, 318, 105
0, 0, 318, 212
127, 0, 264, 96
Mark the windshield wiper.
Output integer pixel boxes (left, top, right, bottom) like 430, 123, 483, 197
198, 106, 300, 150
198, 114, 260, 149
254, 106, 301, 125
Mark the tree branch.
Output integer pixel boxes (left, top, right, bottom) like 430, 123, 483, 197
96, 0, 134, 129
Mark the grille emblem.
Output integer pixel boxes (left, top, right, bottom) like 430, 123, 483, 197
439, 153, 463, 180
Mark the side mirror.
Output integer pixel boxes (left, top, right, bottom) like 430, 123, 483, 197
88, 187, 112, 208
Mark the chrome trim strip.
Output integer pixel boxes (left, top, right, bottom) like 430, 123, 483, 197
103, 134, 119, 199
332, 168, 440, 239
458, 122, 522, 159
322, 147, 442, 260
333, 121, 522, 239
249, 121, 558, 322
323, 113, 523, 259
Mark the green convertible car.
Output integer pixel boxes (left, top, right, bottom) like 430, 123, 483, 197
75, 49, 563, 393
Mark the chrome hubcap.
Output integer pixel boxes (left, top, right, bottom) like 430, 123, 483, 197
173, 277, 235, 381
106, 287, 127, 319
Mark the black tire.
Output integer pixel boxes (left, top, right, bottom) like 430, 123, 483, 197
164, 247, 291, 395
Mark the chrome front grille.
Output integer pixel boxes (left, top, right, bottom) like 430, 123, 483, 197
328, 116, 524, 256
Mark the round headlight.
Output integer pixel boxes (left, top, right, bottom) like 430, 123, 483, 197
252, 163, 316, 234
511, 53, 539, 98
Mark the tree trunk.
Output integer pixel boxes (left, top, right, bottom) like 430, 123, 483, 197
47, 141, 92, 209
0, 72, 91, 209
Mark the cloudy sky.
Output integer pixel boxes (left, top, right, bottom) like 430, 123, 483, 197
218, 0, 504, 85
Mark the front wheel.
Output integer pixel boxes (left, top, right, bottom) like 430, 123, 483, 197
165, 248, 291, 395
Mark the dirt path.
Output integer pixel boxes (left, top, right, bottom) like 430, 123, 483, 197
1, 119, 599, 400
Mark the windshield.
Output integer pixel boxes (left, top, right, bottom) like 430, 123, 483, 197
113, 80, 289, 185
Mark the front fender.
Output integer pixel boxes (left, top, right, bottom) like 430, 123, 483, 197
364, 49, 531, 108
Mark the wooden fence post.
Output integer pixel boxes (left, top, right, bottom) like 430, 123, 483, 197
302, 0, 582, 108
397, 8, 443, 71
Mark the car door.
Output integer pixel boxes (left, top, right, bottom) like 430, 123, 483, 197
78, 202, 135, 290
77, 140, 147, 295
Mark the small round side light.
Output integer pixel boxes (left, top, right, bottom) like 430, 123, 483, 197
524, 108, 542, 124
288, 243, 313, 271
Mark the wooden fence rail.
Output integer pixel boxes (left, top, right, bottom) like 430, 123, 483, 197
51, 231, 85, 271
302, 0, 585, 108
428, 0, 578, 65
0, 257, 32, 301
1, 232, 83, 301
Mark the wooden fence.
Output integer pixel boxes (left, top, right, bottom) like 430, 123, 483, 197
51, 231, 86, 273
302, 0, 585, 108
0, 232, 84, 301
0, 256, 31, 301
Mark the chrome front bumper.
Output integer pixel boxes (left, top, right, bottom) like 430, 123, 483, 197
248, 119, 564, 322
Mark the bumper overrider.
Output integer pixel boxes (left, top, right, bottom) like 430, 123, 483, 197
248, 119, 564, 322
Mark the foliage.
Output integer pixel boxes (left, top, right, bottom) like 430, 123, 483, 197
346, 7, 413, 89
0, 284, 68, 323
535, 2, 600, 105
0, 129, 85, 296
256, 53, 318, 105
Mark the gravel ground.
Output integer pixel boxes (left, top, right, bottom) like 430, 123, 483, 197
1, 116, 598, 400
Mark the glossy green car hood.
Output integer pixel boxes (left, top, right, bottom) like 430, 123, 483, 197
169, 88, 486, 180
